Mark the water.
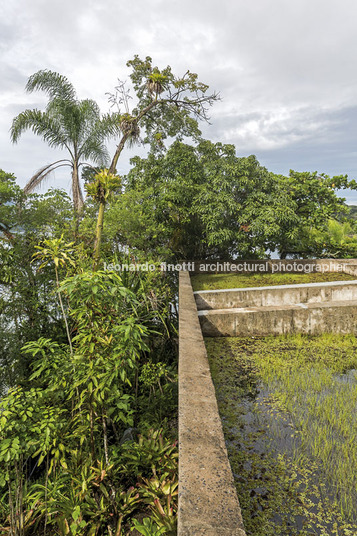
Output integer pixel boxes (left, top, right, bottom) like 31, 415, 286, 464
207, 337, 357, 536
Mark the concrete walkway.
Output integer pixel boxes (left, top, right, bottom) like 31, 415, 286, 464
178, 271, 246, 535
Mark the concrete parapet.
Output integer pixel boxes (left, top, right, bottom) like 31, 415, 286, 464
198, 299, 357, 337
194, 280, 357, 311
178, 271, 246, 536
343, 263, 357, 276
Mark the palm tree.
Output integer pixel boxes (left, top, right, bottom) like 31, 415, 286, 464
10, 70, 121, 212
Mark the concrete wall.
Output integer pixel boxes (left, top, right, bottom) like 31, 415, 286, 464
195, 280, 357, 311
198, 300, 357, 337
178, 271, 246, 536
194, 262, 357, 337
178, 260, 357, 532
343, 262, 357, 277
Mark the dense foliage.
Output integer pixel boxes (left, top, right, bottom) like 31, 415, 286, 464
0, 168, 178, 535
105, 140, 357, 261
0, 171, 74, 390
2, 54, 357, 536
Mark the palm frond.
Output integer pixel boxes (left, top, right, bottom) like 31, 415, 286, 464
26, 70, 76, 102
12, 70, 123, 212
77, 110, 122, 164
95, 112, 122, 138
24, 161, 71, 193
47, 99, 81, 146
78, 138, 110, 166
78, 99, 101, 122
10, 109, 70, 150
74, 99, 102, 145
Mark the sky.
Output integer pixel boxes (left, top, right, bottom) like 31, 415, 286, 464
2, 0, 357, 203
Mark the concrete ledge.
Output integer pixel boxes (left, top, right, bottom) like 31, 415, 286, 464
194, 280, 357, 311
178, 271, 246, 536
198, 299, 357, 337
343, 263, 357, 276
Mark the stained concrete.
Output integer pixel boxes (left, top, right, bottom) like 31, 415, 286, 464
178, 271, 246, 536
344, 263, 357, 276
198, 299, 357, 337
194, 280, 357, 311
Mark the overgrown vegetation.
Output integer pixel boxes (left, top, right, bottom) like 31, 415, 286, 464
1, 53, 219, 534
0, 238, 179, 534
191, 270, 356, 291
206, 334, 357, 536
2, 53, 357, 535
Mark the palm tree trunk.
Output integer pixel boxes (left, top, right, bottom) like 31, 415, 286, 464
72, 164, 84, 212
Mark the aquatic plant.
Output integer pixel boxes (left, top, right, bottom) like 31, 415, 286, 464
206, 334, 357, 535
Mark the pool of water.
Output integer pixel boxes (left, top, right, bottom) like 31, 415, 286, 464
206, 335, 357, 536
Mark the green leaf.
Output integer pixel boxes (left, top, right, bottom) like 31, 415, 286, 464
72, 505, 81, 521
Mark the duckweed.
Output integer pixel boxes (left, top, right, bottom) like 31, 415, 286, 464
205, 334, 357, 536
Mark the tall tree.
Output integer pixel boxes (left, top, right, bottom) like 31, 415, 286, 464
106, 55, 219, 173
105, 140, 296, 260
10, 70, 121, 212
84, 55, 219, 266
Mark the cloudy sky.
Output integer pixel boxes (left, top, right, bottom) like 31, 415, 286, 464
2, 0, 357, 202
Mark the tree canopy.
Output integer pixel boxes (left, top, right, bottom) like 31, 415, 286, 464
103, 140, 357, 261
11, 57, 219, 214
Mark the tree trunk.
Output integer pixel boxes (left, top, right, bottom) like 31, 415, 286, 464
93, 200, 105, 270
108, 100, 158, 174
108, 134, 129, 174
71, 163, 84, 212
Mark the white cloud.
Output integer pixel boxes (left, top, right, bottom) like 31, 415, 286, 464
1, 0, 357, 201
212, 105, 348, 150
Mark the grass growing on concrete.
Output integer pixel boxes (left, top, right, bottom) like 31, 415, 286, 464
205, 334, 357, 536
192, 271, 356, 291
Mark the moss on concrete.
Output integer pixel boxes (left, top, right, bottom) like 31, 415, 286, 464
192, 271, 356, 291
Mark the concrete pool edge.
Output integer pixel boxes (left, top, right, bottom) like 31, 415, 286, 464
178, 270, 246, 536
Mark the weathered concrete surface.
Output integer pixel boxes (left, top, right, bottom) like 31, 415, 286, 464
195, 280, 357, 311
178, 271, 246, 536
343, 263, 357, 277
198, 299, 357, 337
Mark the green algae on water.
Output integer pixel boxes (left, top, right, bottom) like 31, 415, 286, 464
205, 334, 357, 536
